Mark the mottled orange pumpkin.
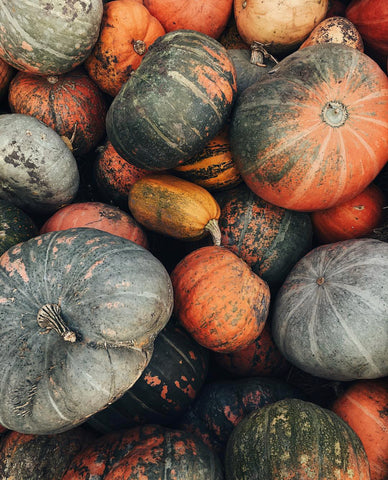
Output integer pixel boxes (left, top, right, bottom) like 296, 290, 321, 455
0, 58, 13, 100
85, 0, 165, 97
171, 246, 270, 353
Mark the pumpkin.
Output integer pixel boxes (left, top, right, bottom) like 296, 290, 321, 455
87, 319, 209, 433
331, 378, 388, 480
178, 377, 303, 456
230, 43, 388, 211
171, 245, 270, 353
311, 183, 386, 243
8, 68, 108, 155
219, 183, 313, 290
0, 113, 79, 215
85, 0, 165, 97
272, 238, 388, 381
225, 398, 371, 480
173, 128, 242, 191
40, 201, 149, 249
326, 0, 347, 18
346, 0, 388, 55
143, 0, 233, 39
300, 16, 364, 51
106, 29, 237, 171
0, 0, 103, 75
0, 200, 38, 256
214, 322, 290, 378
0, 58, 13, 100
0, 227, 173, 434
128, 174, 222, 245
0, 427, 94, 480
234, 0, 329, 55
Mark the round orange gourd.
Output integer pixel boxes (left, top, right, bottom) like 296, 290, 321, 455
85, 0, 165, 97
311, 183, 386, 243
170, 246, 270, 353
332, 379, 388, 480
128, 174, 222, 244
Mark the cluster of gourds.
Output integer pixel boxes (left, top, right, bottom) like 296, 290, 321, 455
0, 0, 387, 479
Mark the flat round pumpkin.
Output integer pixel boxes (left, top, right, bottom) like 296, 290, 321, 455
0, 228, 173, 434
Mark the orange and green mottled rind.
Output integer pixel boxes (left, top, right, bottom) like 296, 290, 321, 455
225, 398, 371, 480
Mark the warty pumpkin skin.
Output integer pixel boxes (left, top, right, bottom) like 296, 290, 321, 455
225, 398, 371, 480
272, 238, 388, 381
0, 0, 103, 75
85, 0, 165, 97
171, 245, 270, 353
106, 29, 237, 171
8, 68, 108, 155
230, 43, 388, 211
128, 174, 222, 244
0, 227, 173, 434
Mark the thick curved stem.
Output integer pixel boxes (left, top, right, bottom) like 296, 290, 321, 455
37, 303, 77, 343
205, 218, 222, 246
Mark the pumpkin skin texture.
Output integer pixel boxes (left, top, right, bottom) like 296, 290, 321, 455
171, 245, 270, 353
272, 238, 388, 381
331, 378, 388, 480
225, 398, 371, 480
230, 43, 388, 211
0, 58, 13, 100
0, 427, 94, 480
0, 228, 173, 434
311, 183, 386, 243
106, 30, 237, 171
0, 1, 103, 75
219, 183, 313, 290
8, 68, 108, 155
0, 114, 80, 215
40, 201, 149, 249
85, 0, 165, 97
128, 174, 222, 244
143, 0, 233, 39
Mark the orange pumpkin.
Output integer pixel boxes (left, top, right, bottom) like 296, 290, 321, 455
331, 379, 388, 480
8, 68, 108, 155
170, 246, 270, 353
143, 0, 233, 39
40, 202, 149, 249
0, 58, 13, 100
311, 183, 385, 243
85, 0, 165, 97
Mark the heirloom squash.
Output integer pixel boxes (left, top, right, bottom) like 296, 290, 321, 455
106, 30, 237, 170
0, 58, 13, 100
230, 43, 388, 211
0, 228, 173, 434
272, 238, 388, 381
0, 114, 79, 215
225, 398, 371, 480
171, 245, 270, 353
0, 0, 103, 75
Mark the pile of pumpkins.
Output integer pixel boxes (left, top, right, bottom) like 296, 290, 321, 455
0, 0, 387, 478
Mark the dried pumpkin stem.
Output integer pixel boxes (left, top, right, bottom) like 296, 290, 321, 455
133, 39, 146, 56
37, 303, 77, 342
205, 218, 221, 246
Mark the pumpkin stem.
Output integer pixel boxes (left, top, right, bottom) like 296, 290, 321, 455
37, 303, 77, 343
205, 218, 221, 246
47, 76, 59, 84
250, 41, 279, 67
316, 276, 325, 286
133, 39, 147, 56
321, 101, 348, 127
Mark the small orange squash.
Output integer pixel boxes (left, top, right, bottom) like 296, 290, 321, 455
128, 174, 222, 244
171, 246, 270, 353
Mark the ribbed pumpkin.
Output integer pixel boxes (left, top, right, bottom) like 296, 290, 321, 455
272, 238, 388, 381
106, 30, 237, 170
8, 68, 108, 155
311, 183, 386, 243
0, 228, 173, 434
40, 201, 149, 249
85, 0, 165, 97
128, 174, 222, 244
143, 0, 233, 39
0, 0, 103, 75
225, 398, 371, 480
219, 183, 313, 290
0, 58, 13, 100
230, 43, 388, 211
171, 245, 270, 353
0, 114, 79, 215
331, 378, 388, 480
